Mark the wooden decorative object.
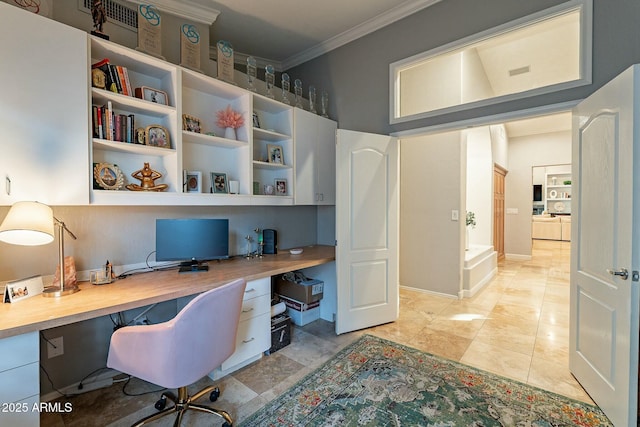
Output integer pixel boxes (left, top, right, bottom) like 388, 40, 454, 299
125, 162, 168, 191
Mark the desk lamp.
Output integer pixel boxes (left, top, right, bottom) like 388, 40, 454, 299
0, 201, 79, 297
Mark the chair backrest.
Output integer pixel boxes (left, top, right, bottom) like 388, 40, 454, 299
167, 278, 246, 384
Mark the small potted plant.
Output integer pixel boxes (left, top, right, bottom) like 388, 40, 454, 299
465, 211, 476, 251
216, 104, 244, 140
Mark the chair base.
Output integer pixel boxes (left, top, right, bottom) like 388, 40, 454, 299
132, 385, 233, 427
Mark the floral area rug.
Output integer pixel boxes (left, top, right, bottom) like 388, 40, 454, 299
240, 334, 611, 426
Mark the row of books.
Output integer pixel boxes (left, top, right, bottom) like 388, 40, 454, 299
92, 58, 133, 96
92, 102, 137, 144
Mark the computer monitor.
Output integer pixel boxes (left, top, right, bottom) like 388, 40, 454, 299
155, 218, 229, 272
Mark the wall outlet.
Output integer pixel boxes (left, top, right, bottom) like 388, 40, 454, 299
47, 336, 64, 359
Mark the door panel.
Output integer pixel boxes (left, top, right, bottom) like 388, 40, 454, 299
571, 65, 639, 427
336, 130, 398, 334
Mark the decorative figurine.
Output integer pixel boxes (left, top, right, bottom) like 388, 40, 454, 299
265, 64, 275, 99
125, 162, 168, 191
309, 85, 317, 114
91, 0, 109, 40
321, 90, 329, 118
294, 79, 303, 108
246, 56, 257, 93
281, 73, 291, 105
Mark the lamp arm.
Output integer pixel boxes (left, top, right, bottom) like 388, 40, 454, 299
53, 217, 77, 240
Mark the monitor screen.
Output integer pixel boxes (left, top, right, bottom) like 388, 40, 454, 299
155, 219, 229, 265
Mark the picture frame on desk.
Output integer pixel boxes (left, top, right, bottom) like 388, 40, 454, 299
135, 86, 169, 105
4, 275, 43, 303
145, 125, 170, 148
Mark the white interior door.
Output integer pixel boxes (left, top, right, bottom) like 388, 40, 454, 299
335, 129, 399, 335
570, 65, 639, 427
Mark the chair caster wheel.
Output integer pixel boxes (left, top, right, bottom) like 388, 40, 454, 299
209, 387, 220, 402
154, 396, 167, 411
222, 422, 232, 427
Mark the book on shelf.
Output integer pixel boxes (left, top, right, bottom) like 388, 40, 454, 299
92, 105, 138, 144
91, 58, 133, 96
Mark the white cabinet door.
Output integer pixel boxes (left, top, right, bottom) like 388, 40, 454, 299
0, 3, 89, 205
294, 109, 337, 205
570, 64, 639, 426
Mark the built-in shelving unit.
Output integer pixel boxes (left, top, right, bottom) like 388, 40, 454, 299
545, 171, 572, 214
87, 35, 334, 206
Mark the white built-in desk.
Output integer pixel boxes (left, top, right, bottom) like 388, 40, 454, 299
0, 245, 335, 426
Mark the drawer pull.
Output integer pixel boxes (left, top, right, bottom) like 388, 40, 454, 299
242, 307, 254, 313
242, 337, 255, 344
245, 288, 256, 293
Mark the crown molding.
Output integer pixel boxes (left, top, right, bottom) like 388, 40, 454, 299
281, 0, 442, 70
126, 0, 220, 25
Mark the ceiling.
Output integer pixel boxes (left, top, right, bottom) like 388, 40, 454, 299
189, 0, 440, 70
504, 112, 572, 138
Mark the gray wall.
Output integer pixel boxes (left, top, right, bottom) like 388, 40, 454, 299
287, 0, 640, 134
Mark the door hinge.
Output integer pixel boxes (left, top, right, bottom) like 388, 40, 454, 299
632, 271, 639, 282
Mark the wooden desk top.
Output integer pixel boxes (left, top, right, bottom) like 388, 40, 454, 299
0, 245, 335, 339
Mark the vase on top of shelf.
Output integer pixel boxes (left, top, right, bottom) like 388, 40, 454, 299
216, 104, 244, 140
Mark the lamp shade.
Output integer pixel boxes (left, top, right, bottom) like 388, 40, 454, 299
0, 201, 54, 246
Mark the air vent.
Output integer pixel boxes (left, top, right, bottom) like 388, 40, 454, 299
508, 66, 530, 77
81, 0, 137, 29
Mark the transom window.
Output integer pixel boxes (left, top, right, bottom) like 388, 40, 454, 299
390, 0, 592, 123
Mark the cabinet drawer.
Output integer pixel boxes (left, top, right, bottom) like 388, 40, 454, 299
0, 332, 38, 373
243, 277, 270, 300
221, 312, 270, 370
0, 362, 39, 403
0, 394, 40, 427
240, 294, 270, 321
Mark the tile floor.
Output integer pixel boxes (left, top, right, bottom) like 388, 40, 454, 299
42, 239, 591, 426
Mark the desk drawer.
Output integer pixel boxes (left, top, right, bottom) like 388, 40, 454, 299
221, 312, 270, 370
0, 332, 38, 373
0, 361, 39, 403
243, 277, 270, 300
240, 294, 270, 322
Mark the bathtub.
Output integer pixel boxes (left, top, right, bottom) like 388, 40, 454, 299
461, 244, 497, 298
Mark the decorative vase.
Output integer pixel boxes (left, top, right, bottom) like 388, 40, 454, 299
224, 127, 236, 140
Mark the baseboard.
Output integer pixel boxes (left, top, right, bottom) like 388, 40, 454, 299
41, 368, 119, 402
399, 285, 459, 299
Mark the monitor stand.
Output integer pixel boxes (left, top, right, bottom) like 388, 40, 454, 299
178, 260, 209, 273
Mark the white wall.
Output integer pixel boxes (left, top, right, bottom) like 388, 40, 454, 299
490, 124, 509, 169
505, 130, 571, 257
461, 48, 494, 104
400, 130, 463, 297
465, 127, 493, 246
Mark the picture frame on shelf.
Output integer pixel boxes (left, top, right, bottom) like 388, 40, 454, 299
134, 86, 169, 105
135, 127, 146, 145
211, 172, 228, 194
275, 178, 287, 196
93, 163, 125, 190
182, 114, 201, 133
145, 125, 171, 148
185, 171, 202, 193
252, 111, 261, 128
267, 144, 284, 164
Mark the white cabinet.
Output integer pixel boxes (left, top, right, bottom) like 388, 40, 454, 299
210, 277, 271, 379
0, 332, 40, 427
0, 4, 89, 206
545, 171, 571, 214
294, 109, 337, 205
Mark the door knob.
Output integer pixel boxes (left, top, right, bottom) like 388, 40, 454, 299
607, 268, 628, 280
